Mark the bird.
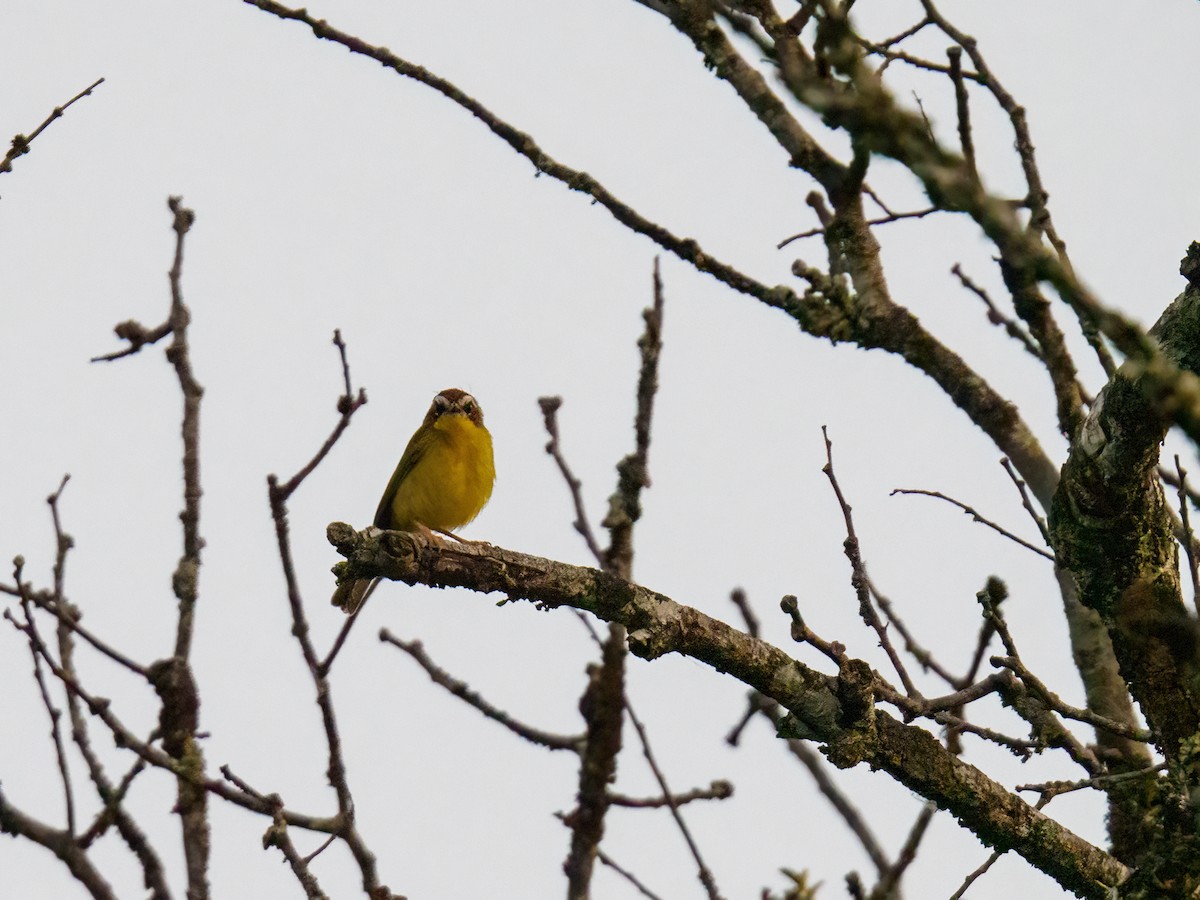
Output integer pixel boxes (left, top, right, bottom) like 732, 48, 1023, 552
332, 387, 495, 613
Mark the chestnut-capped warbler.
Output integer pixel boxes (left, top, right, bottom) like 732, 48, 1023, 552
333, 387, 495, 613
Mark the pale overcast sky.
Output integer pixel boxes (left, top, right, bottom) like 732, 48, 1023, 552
2, 2, 1198, 898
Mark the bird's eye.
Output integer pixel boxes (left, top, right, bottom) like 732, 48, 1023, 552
463, 400, 476, 414
434, 394, 450, 410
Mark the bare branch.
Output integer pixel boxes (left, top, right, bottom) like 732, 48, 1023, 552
262, 808, 331, 900
90, 320, 173, 363
1016, 763, 1166, 802
1174, 454, 1200, 616
264, 332, 398, 898
869, 801, 935, 899
946, 47, 977, 184
777, 718, 891, 878
608, 780, 733, 809
602, 259, 665, 577
1, 78, 104, 179
823, 430, 919, 696
380, 630, 583, 751
999, 457, 1053, 548
777, 205, 938, 249
564, 631, 626, 899
538, 396, 606, 567
595, 848, 664, 900
624, 702, 725, 900
991, 656, 1151, 745
0, 785, 117, 900
950, 263, 1042, 361
326, 524, 1129, 898
277, 331, 368, 500
868, 579, 960, 687
948, 848, 1004, 900
11, 564, 76, 836
890, 487, 1055, 560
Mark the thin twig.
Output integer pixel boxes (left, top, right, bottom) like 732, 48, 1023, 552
380, 630, 583, 751
1016, 762, 1166, 802
22, 591, 150, 677
868, 579, 960, 686
998, 457, 1053, 547
920, 672, 1012, 713
602, 258, 665, 577
991, 656, 1151, 744
975, 589, 1107, 773
275, 330, 367, 501
624, 703, 725, 900
239, 0, 799, 318
164, 197, 204, 662
919, 0, 1117, 378
778, 206, 938, 248
552, 811, 665, 900
729, 588, 760, 638
263, 808, 331, 900
781, 723, 891, 878
856, 34, 983, 81
608, 781, 733, 808
538, 396, 606, 567
55, 596, 167, 893
77, 756, 149, 849
781, 594, 847, 667
950, 264, 1043, 360
740, 690, 892, 879
90, 320, 173, 363
910, 91, 936, 145
595, 847, 664, 900
1160, 463, 1200, 510
823, 430, 919, 696
12, 566, 76, 836
877, 682, 1040, 759
1174, 455, 1200, 616
265, 332, 394, 896
946, 47, 977, 184
948, 848, 1003, 900
870, 801, 935, 899
1, 78, 104, 178
891, 488, 1055, 560
317, 598, 369, 677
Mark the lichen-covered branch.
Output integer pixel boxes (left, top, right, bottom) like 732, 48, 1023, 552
327, 525, 1128, 898
1050, 250, 1200, 890
1053, 260, 1200, 761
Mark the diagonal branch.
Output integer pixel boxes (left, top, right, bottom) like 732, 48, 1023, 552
380, 629, 583, 751
890, 488, 1054, 560
327, 525, 1129, 898
242, 0, 1063, 515
1, 78, 104, 179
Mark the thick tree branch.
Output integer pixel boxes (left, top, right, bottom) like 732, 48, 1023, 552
327, 526, 1128, 898
0, 788, 117, 900
1052, 263, 1200, 761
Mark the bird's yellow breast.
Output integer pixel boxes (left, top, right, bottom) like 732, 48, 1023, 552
388, 413, 495, 532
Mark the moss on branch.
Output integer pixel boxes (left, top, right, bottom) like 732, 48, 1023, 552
328, 524, 1127, 898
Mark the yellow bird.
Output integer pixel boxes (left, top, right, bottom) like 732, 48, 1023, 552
333, 387, 495, 613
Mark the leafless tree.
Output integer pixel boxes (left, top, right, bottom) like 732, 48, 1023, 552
4, 3, 1200, 899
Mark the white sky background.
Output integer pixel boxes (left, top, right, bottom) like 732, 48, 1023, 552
2, 1, 1198, 898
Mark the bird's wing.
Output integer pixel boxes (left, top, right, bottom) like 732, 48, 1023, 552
372, 438, 425, 528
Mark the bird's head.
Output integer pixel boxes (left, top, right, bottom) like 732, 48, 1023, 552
425, 388, 484, 429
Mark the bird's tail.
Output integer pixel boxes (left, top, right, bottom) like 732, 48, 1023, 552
331, 576, 378, 615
